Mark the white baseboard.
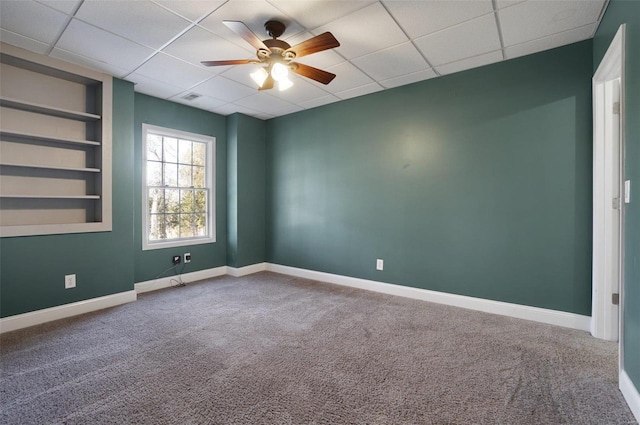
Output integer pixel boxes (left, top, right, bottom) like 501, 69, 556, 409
265, 264, 592, 332
227, 262, 267, 277
0, 290, 137, 334
135, 265, 227, 294
620, 370, 640, 423
0, 262, 592, 336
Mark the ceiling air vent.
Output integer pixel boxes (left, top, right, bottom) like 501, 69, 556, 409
181, 92, 202, 101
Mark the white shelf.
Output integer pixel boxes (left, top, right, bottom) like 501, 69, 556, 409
0, 194, 101, 199
0, 129, 101, 146
0, 96, 101, 121
0, 162, 100, 173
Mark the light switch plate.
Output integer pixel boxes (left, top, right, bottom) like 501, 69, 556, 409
624, 180, 631, 203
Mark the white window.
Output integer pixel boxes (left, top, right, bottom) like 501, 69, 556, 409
142, 124, 215, 250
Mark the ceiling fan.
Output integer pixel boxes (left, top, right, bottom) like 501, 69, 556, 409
201, 20, 340, 91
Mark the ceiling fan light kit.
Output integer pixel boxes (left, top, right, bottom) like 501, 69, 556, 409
202, 20, 340, 91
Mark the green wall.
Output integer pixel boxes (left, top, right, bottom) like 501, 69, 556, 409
593, 0, 640, 395
0, 79, 136, 318
266, 41, 593, 315
227, 114, 239, 266
226, 113, 266, 268
133, 94, 227, 282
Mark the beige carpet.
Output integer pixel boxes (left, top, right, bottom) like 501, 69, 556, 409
1, 272, 636, 424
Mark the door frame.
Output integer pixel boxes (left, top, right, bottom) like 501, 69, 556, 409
591, 24, 625, 355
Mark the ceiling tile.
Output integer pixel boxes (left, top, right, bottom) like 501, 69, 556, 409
415, 14, 501, 66
0, 0, 68, 45
352, 42, 428, 81
499, 0, 605, 46
56, 19, 155, 71
169, 92, 227, 109
495, 0, 526, 9
379, 68, 437, 89
211, 103, 252, 116
191, 75, 257, 102
152, 0, 226, 22
199, 0, 304, 43
299, 94, 340, 110
0, 29, 49, 54
269, 76, 331, 104
320, 61, 374, 93
505, 23, 597, 59
314, 2, 407, 60
235, 92, 301, 116
335, 83, 382, 100
163, 26, 254, 70
126, 73, 186, 99
35, 0, 81, 14
251, 112, 274, 120
74, 0, 191, 49
134, 53, 213, 88
50, 47, 131, 77
435, 51, 503, 76
269, 1, 375, 29
383, 0, 494, 39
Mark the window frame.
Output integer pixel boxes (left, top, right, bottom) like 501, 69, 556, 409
141, 124, 216, 251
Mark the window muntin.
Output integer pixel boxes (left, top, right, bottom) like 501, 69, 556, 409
142, 124, 215, 250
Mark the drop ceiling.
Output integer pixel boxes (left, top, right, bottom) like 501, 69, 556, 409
0, 0, 608, 120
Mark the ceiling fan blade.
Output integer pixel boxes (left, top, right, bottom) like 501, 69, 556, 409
291, 63, 336, 85
286, 32, 340, 59
223, 20, 270, 52
201, 59, 255, 66
259, 75, 275, 91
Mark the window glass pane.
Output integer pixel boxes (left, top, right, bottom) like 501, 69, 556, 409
148, 188, 165, 214
194, 190, 207, 212
180, 189, 194, 213
193, 142, 206, 166
164, 163, 178, 187
165, 214, 180, 239
165, 189, 180, 214
195, 213, 207, 236
148, 214, 166, 240
179, 139, 192, 164
163, 137, 178, 163
178, 165, 192, 188
147, 161, 162, 186
180, 214, 195, 238
193, 166, 205, 188
147, 134, 162, 161
144, 126, 213, 248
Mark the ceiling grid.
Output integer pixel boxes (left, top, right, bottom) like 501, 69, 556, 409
0, 0, 608, 119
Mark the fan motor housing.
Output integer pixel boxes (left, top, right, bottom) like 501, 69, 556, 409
265, 20, 286, 38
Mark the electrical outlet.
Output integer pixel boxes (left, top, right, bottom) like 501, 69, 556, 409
376, 259, 384, 271
65, 274, 76, 289
184, 253, 191, 263
172, 255, 181, 265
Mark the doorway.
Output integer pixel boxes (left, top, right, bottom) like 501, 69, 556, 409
591, 24, 625, 353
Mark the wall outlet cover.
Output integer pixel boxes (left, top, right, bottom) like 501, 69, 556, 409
376, 259, 384, 271
184, 253, 191, 263
65, 274, 76, 289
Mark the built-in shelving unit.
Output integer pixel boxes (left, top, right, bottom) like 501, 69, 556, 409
0, 43, 112, 237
